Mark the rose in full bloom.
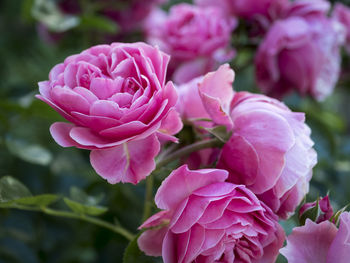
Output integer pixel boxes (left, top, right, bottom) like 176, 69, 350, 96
255, 0, 344, 100
299, 195, 334, 223
280, 212, 350, 263
196, 65, 317, 219
333, 3, 350, 54
36, 42, 182, 184
145, 3, 235, 84
138, 165, 285, 263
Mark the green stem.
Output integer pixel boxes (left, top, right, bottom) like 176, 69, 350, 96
1, 204, 134, 241
156, 138, 224, 169
142, 174, 154, 222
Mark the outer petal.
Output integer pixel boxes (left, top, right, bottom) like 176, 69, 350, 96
155, 165, 228, 211
327, 212, 350, 263
50, 122, 78, 148
198, 64, 235, 129
280, 219, 338, 263
232, 109, 295, 194
157, 108, 183, 143
138, 227, 169, 257
90, 134, 160, 184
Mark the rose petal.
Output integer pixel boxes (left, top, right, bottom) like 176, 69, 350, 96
90, 134, 160, 184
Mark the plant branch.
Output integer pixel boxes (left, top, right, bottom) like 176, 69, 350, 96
142, 174, 154, 222
0, 204, 134, 241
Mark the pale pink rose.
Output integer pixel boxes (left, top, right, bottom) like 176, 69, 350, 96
36, 42, 182, 184
333, 3, 350, 54
145, 4, 236, 84
299, 195, 334, 223
280, 212, 350, 263
255, 0, 343, 101
138, 165, 285, 263
196, 66, 317, 219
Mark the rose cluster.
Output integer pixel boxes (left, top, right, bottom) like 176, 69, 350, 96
36, 0, 350, 262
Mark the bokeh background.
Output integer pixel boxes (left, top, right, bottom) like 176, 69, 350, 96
1, 0, 350, 262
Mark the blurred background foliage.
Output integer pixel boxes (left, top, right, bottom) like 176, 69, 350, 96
0, 0, 350, 262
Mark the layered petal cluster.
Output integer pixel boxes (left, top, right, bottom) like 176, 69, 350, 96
37, 42, 182, 184
138, 165, 285, 263
280, 212, 350, 263
145, 3, 236, 84
333, 3, 350, 54
193, 65, 317, 219
255, 0, 344, 101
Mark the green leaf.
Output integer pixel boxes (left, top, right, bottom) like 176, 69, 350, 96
63, 198, 108, 216
5, 135, 52, 166
80, 15, 119, 33
70, 187, 104, 206
14, 194, 59, 207
0, 176, 32, 203
330, 204, 349, 226
123, 233, 161, 263
203, 125, 232, 143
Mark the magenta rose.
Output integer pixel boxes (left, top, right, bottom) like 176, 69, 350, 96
299, 195, 334, 223
138, 165, 285, 263
255, 0, 343, 100
333, 3, 350, 54
145, 3, 235, 84
36, 42, 182, 184
280, 212, 350, 263
195, 65, 317, 219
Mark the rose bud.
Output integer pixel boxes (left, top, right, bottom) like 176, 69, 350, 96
299, 195, 334, 224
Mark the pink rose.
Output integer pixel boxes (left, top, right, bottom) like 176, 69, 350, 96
195, 0, 288, 34
145, 4, 236, 84
196, 65, 317, 219
36, 42, 182, 184
280, 212, 350, 263
104, 0, 168, 33
255, 0, 343, 100
138, 165, 285, 263
333, 3, 350, 54
299, 195, 334, 223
